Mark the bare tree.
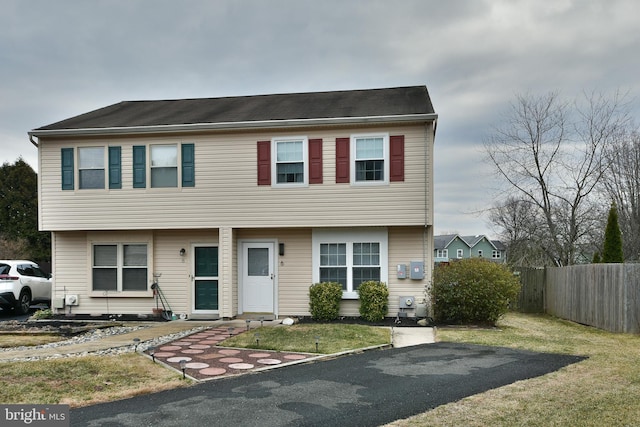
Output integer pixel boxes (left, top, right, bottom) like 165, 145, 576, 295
484, 91, 631, 266
602, 130, 640, 261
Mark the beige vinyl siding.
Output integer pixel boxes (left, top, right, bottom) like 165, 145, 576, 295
39, 123, 433, 231
387, 226, 433, 317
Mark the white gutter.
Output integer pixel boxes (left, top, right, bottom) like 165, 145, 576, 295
28, 113, 438, 138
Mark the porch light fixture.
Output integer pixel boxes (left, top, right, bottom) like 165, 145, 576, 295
179, 359, 187, 379
279, 243, 285, 256
179, 248, 186, 257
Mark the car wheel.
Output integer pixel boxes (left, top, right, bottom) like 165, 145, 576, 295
15, 289, 31, 315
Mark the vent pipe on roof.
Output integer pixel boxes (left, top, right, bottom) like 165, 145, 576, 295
29, 134, 38, 148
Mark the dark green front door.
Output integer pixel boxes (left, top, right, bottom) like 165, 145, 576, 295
194, 246, 218, 311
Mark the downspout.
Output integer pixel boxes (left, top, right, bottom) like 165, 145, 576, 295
29, 134, 39, 147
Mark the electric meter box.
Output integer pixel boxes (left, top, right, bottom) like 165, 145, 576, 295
410, 261, 424, 280
396, 264, 407, 279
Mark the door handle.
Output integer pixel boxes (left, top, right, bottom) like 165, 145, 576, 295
270, 273, 274, 280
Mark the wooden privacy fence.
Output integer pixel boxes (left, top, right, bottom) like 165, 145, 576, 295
516, 264, 640, 333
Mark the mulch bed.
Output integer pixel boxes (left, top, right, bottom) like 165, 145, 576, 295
145, 326, 315, 381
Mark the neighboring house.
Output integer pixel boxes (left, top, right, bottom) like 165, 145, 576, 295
29, 86, 437, 320
434, 234, 506, 264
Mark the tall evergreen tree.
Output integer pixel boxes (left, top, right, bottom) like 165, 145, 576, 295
602, 202, 624, 263
0, 158, 50, 261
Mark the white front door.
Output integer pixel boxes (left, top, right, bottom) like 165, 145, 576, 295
242, 242, 274, 313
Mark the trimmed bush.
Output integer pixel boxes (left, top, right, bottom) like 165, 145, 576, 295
432, 258, 521, 325
358, 280, 389, 322
309, 282, 343, 321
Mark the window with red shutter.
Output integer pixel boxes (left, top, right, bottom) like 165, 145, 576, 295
389, 135, 405, 182
335, 137, 350, 183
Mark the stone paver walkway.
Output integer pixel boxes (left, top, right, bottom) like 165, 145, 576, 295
145, 326, 316, 381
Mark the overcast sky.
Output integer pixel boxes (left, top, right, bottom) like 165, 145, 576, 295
2, 0, 639, 237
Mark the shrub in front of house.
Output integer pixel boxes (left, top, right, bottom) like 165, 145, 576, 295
309, 282, 343, 321
432, 258, 521, 325
358, 280, 389, 322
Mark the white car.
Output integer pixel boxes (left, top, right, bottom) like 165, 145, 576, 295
0, 260, 51, 314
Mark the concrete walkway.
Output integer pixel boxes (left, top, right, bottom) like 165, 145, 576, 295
0, 319, 435, 362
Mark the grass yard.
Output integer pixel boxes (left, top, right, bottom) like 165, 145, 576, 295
0, 334, 65, 348
387, 312, 640, 427
222, 323, 391, 354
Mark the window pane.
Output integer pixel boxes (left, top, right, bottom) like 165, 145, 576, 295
151, 145, 177, 167
151, 167, 178, 187
93, 269, 117, 291
320, 243, 346, 266
353, 267, 380, 290
320, 267, 347, 290
94, 245, 117, 266
276, 141, 303, 161
123, 268, 147, 291
195, 247, 218, 277
79, 147, 104, 168
353, 243, 380, 265
124, 245, 147, 266
79, 169, 105, 189
248, 248, 269, 276
355, 137, 383, 159
276, 163, 304, 183
356, 160, 384, 181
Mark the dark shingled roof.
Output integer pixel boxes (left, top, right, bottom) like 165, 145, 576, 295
34, 86, 435, 132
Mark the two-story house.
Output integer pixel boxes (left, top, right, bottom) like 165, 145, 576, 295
434, 234, 506, 264
29, 86, 437, 320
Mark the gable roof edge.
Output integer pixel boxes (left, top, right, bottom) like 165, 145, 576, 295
29, 113, 438, 138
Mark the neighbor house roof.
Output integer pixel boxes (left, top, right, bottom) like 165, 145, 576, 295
30, 86, 436, 137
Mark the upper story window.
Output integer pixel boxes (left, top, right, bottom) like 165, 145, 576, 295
352, 135, 388, 183
274, 139, 307, 185
61, 146, 121, 190
150, 145, 178, 188
78, 147, 105, 189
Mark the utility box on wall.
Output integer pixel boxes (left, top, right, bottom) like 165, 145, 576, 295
410, 261, 424, 280
396, 264, 407, 279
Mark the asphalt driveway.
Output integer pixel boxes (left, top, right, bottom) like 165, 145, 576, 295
71, 343, 585, 427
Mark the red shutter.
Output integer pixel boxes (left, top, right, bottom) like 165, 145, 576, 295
309, 138, 323, 184
257, 140, 271, 185
390, 135, 405, 182
335, 137, 350, 183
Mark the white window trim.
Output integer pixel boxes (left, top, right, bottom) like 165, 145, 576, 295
77, 146, 106, 190
88, 236, 153, 297
477, 250, 483, 258
436, 249, 448, 258
457, 249, 463, 258
350, 133, 389, 185
312, 228, 388, 299
271, 136, 309, 187
492, 250, 501, 259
